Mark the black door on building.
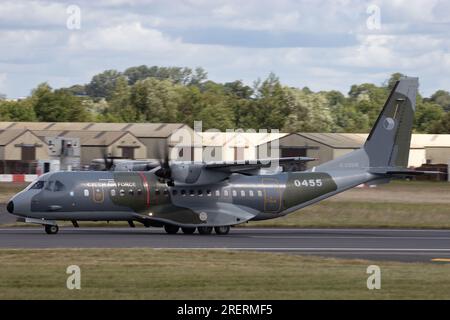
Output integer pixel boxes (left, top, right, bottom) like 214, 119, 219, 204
281, 147, 306, 157
281, 147, 307, 171
21, 146, 36, 160
121, 147, 135, 159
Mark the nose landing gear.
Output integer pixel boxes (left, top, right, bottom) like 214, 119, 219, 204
44, 224, 59, 235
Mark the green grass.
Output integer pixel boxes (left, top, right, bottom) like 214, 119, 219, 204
244, 201, 450, 229
0, 249, 449, 299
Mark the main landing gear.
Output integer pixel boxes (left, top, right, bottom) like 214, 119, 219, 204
164, 225, 231, 235
44, 224, 59, 235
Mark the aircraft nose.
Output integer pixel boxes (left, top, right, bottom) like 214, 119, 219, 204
6, 201, 14, 214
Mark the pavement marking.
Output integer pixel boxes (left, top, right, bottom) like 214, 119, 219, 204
431, 258, 450, 262
250, 236, 450, 240
149, 247, 450, 252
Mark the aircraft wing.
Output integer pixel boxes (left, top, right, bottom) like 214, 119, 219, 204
204, 157, 316, 174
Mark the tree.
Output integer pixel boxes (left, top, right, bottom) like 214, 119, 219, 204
427, 90, 450, 112
189, 67, 208, 87
102, 76, 137, 122
130, 78, 180, 122
414, 99, 445, 133
0, 99, 36, 121
224, 80, 253, 99
85, 69, 122, 99
250, 73, 291, 130
385, 72, 405, 90
429, 112, 450, 134
331, 103, 370, 133
31, 83, 91, 122
282, 87, 334, 132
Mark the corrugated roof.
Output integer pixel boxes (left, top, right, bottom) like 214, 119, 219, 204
34, 130, 132, 146
0, 129, 46, 146
126, 123, 188, 138
290, 133, 450, 149
0, 122, 190, 138
0, 129, 27, 145
201, 132, 288, 147
296, 133, 365, 148
83, 131, 129, 146
33, 130, 97, 144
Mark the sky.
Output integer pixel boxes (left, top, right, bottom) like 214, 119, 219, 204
1, 0, 450, 98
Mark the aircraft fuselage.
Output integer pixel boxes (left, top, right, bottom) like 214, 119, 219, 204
8, 170, 349, 228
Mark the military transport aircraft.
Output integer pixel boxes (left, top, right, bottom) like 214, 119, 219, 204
6, 77, 431, 235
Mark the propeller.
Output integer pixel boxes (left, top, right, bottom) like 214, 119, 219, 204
154, 142, 174, 185
101, 148, 120, 171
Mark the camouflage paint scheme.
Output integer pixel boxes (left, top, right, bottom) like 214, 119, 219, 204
8, 77, 419, 229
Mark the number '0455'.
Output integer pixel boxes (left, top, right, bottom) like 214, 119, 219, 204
294, 179, 323, 187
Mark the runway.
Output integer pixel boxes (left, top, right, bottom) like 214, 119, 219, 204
0, 227, 450, 262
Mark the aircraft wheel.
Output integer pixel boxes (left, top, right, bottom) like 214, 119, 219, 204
214, 226, 230, 235
44, 225, 59, 235
164, 225, 180, 234
181, 227, 196, 234
197, 226, 213, 235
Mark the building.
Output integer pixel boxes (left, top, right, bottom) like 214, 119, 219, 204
200, 131, 288, 162
0, 129, 49, 174
257, 133, 450, 169
0, 122, 195, 160
32, 130, 147, 168
0, 121, 448, 175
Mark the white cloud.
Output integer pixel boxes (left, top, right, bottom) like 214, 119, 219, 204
0, 0, 450, 98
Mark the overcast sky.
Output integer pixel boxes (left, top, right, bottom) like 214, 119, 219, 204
1, 0, 450, 98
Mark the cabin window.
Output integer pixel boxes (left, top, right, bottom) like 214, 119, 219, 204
198, 190, 203, 196
137, 189, 142, 195
172, 189, 178, 196
119, 189, 125, 196
240, 190, 245, 197
232, 190, 237, 197
181, 190, 186, 196
84, 189, 89, 197
189, 190, 195, 196
249, 190, 254, 197
215, 190, 220, 197
30, 181, 45, 189
224, 190, 229, 197
110, 189, 116, 197
129, 190, 134, 196
257, 190, 263, 197
206, 190, 212, 196
70, 191, 74, 197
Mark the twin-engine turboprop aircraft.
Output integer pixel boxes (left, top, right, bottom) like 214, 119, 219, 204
7, 77, 432, 235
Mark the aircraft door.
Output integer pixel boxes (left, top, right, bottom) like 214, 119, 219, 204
262, 178, 281, 212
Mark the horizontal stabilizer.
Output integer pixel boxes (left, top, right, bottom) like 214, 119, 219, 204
371, 168, 444, 176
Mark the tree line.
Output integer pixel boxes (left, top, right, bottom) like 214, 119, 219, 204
0, 65, 448, 133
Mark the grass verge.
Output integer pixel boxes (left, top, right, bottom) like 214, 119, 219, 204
0, 249, 449, 299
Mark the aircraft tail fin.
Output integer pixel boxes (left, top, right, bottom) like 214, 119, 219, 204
363, 76, 418, 168
315, 77, 418, 172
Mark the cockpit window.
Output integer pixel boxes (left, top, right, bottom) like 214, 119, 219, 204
30, 181, 45, 189
42, 180, 65, 192
54, 181, 65, 192
45, 181, 54, 191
